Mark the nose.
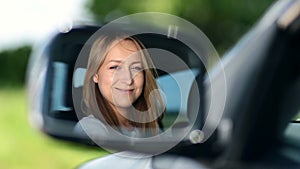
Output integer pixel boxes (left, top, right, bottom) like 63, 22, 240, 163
118, 68, 133, 85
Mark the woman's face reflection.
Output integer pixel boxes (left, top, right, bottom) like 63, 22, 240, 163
93, 40, 144, 111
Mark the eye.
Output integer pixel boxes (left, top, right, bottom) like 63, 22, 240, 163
131, 66, 143, 71
109, 66, 120, 70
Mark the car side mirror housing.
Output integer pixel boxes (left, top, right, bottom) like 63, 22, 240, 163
27, 24, 218, 154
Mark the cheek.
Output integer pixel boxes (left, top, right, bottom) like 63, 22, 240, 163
97, 74, 114, 97
98, 74, 114, 85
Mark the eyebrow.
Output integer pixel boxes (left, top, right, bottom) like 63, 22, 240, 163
107, 60, 142, 65
107, 60, 122, 63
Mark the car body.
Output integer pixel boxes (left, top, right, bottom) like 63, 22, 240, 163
27, 0, 300, 168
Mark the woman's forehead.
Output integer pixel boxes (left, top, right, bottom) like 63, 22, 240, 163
118, 39, 140, 51
103, 39, 142, 63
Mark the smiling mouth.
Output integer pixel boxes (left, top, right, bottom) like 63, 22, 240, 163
115, 88, 134, 94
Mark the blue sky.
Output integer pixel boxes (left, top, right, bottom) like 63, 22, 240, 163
0, 0, 92, 51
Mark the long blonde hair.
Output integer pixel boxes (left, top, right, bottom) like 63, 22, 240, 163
82, 33, 165, 136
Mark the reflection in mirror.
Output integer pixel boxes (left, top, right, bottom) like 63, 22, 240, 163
37, 25, 204, 153
72, 33, 202, 141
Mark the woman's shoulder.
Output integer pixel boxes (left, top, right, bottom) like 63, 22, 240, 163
73, 115, 108, 137
79, 114, 102, 123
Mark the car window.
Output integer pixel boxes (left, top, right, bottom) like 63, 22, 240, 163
156, 68, 199, 128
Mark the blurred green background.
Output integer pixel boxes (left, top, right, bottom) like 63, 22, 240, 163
0, 0, 276, 168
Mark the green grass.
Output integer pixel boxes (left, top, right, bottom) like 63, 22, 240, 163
0, 87, 109, 169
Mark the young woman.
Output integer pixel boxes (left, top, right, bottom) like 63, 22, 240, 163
78, 34, 165, 138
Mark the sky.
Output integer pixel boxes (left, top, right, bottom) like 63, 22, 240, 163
0, 0, 92, 51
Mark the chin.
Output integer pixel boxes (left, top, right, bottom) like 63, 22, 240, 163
114, 101, 135, 109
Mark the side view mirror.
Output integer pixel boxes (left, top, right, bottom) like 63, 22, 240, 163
27, 22, 219, 154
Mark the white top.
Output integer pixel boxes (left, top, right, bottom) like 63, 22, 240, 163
73, 115, 145, 139
77, 151, 153, 169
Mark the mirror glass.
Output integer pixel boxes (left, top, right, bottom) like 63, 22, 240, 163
44, 30, 203, 154
31, 13, 221, 154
